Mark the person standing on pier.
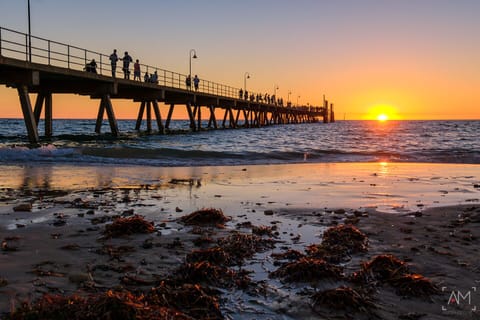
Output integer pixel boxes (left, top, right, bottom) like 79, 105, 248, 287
185, 75, 191, 89
122, 51, 133, 79
193, 75, 200, 91
133, 59, 141, 81
109, 49, 119, 78
151, 71, 158, 84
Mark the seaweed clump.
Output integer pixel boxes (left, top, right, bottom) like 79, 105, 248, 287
179, 208, 230, 227
103, 215, 154, 238
148, 282, 223, 320
320, 224, 368, 254
218, 232, 276, 265
351, 254, 439, 297
389, 274, 439, 297
270, 257, 343, 283
312, 286, 376, 314
6, 290, 191, 320
351, 254, 409, 283
172, 261, 251, 289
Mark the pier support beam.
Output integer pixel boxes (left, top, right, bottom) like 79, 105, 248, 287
186, 102, 196, 131
135, 101, 146, 131
207, 106, 217, 129
165, 104, 174, 130
33, 92, 53, 137
17, 85, 39, 144
135, 100, 164, 134
95, 94, 119, 136
153, 100, 165, 134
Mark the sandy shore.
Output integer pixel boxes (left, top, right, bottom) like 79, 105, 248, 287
0, 162, 479, 319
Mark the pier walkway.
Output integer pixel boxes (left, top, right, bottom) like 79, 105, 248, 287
0, 26, 334, 144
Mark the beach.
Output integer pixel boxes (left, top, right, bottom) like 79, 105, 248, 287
0, 162, 479, 319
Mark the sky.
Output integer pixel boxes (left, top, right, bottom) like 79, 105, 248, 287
0, 0, 479, 120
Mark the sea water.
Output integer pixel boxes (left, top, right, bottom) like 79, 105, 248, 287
0, 119, 478, 166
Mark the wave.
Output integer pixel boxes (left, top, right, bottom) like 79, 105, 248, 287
1, 144, 478, 167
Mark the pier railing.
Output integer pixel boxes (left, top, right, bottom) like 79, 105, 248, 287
0, 26, 244, 99
0, 26, 325, 113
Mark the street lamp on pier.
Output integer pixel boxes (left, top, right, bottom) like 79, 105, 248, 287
189, 49, 197, 78
244, 72, 250, 92
273, 84, 279, 97
297, 95, 300, 107
287, 91, 292, 105
27, 0, 32, 62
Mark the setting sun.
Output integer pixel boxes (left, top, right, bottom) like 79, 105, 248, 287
377, 114, 389, 121
363, 104, 401, 121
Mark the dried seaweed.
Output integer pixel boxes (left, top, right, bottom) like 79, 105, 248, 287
351, 254, 409, 283
6, 290, 192, 320
172, 261, 251, 289
311, 286, 376, 315
271, 249, 305, 261
179, 208, 230, 227
103, 215, 154, 238
149, 282, 223, 320
389, 274, 439, 297
186, 247, 231, 265
321, 224, 368, 254
270, 257, 343, 283
218, 232, 275, 265
251, 225, 277, 237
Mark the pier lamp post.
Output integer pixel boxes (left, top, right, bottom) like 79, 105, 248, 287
273, 84, 279, 97
297, 95, 300, 107
27, 0, 32, 62
288, 91, 291, 106
244, 72, 250, 92
189, 49, 197, 78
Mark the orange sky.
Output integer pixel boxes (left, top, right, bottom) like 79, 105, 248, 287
1, 1, 479, 120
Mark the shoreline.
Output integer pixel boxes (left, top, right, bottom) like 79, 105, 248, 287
1, 162, 479, 319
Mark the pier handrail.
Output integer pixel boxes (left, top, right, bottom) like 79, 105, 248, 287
0, 26, 287, 106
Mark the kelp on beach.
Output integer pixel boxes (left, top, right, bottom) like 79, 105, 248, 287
2, 189, 474, 320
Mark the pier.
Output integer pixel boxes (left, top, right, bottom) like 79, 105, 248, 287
0, 26, 334, 144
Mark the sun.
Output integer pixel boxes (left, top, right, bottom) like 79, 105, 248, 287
377, 114, 389, 121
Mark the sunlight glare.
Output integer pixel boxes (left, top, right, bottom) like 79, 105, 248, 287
377, 114, 388, 121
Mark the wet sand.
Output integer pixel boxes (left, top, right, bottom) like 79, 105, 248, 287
0, 162, 479, 319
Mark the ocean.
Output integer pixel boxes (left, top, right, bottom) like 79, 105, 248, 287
0, 119, 478, 166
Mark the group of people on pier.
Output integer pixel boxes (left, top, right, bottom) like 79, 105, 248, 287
238, 89, 284, 106
86, 49, 283, 105
185, 75, 200, 91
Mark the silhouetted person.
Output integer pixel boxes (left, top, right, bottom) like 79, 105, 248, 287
186, 75, 192, 89
109, 49, 118, 77
239, 89, 243, 99
144, 72, 150, 82
193, 75, 200, 91
151, 71, 158, 84
133, 59, 141, 81
122, 51, 133, 79
85, 59, 97, 73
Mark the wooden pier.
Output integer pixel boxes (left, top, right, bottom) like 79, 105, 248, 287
0, 26, 334, 144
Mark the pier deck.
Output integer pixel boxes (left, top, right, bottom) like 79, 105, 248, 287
0, 26, 334, 143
